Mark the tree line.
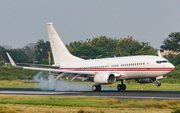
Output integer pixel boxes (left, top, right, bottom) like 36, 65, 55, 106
0, 32, 180, 66
67, 36, 156, 59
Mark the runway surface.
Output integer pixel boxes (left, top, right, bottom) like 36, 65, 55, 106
0, 88, 180, 100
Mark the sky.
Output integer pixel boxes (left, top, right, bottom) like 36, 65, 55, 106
0, 0, 180, 49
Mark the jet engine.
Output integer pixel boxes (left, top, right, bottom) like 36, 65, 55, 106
136, 78, 157, 83
94, 73, 116, 85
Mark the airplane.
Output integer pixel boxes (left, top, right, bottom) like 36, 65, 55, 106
7, 22, 175, 92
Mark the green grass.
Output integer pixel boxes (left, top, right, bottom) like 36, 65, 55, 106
0, 95, 179, 108
0, 80, 36, 88
0, 96, 179, 113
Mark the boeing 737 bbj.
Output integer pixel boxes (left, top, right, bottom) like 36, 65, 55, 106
7, 23, 175, 91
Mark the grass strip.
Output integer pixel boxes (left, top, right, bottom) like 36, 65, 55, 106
0, 104, 174, 113
0, 95, 180, 109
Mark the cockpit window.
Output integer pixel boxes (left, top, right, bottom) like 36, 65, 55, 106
156, 61, 161, 63
162, 60, 168, 63
156, 60, 168, 64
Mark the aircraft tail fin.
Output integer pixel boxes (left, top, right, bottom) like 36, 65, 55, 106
46, 23, 83, 64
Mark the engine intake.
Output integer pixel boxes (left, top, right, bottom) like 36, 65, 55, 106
94, 73, 116, 85
136, 78, 157, 83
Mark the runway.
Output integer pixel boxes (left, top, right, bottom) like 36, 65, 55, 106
0, 88, 180, 100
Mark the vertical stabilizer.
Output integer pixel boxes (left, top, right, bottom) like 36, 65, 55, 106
46, 23, 83, 64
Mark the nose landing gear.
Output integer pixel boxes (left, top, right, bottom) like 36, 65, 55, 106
156, 81, 161, 86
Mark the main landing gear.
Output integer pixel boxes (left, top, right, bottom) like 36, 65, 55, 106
92, 81, 127, 92
117, 80, 126, 91
92, 85, 101, 92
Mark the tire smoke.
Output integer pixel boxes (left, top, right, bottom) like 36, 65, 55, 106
33, 72, 92, 91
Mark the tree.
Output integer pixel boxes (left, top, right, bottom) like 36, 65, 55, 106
66, 36, 156, 59
72, 45, 104, 59
34, 39, 51, 64
66, 41, 84, 53
116, 37, 156, 56
0, 46, 7, 61
90, 36, 118, 54
6, 49, 29, 63
163, 32, 180, 52
23, 46, 35, 62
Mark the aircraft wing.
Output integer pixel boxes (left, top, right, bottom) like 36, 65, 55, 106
6, 52, 95, 75
23, 66, 95, 75
16, 63, 59, 69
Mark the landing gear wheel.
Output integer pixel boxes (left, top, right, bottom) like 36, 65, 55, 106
92, 85, 101, 92
117, 84, 121, 91
117, 84, 126, 91
97, 85, 101, 91
122, 84, 126, 91
156, 81, 161, 86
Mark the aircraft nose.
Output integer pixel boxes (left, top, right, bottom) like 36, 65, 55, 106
170, 63, 175, 70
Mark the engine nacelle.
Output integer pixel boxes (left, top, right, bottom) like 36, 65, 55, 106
94, 73, 116, 85
136, 78, 157, 84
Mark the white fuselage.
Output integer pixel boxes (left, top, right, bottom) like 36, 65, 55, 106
55, 55, 175, 80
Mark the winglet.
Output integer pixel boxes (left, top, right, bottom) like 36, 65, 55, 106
6, 52, 17, 67
157, 50, 162, 57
